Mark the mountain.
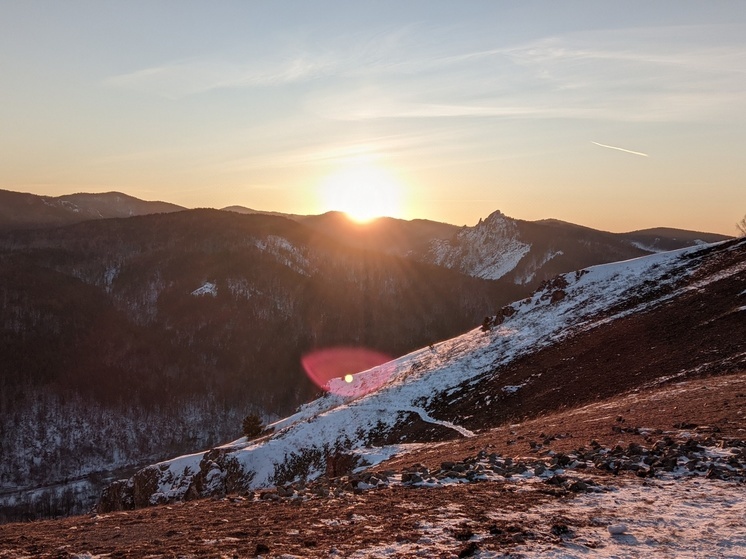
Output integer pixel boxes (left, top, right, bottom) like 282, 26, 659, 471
97, 236, 746, 512
422, 210, 732, 283
0, 188, 184, 230
620, 226, 729, 252
278, 209, 731, 286
0, 209, 513, 521
2, 188, 729, 287
297, 211, 460, 257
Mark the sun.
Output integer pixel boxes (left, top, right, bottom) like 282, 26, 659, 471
319, 164, 404, 223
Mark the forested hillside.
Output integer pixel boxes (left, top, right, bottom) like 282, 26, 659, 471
0, 209, 514, 520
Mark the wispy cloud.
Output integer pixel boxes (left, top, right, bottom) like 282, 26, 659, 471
307, 23, 746, 125
104, 54, 335, 99
591, 141, 648, 157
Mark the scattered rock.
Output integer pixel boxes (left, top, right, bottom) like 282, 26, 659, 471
551, 523, 571, 536
458, 541, 480, 557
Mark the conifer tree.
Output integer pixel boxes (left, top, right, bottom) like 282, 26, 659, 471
242, 413, 264, 439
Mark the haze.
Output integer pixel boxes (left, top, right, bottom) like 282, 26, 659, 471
1, 1, 745, 234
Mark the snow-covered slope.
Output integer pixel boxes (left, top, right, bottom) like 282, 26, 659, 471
99, 238, 746, 511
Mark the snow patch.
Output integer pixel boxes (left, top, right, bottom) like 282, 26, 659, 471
190, 282, 217, 297
630, 240, 666, 253
103, 265, 119, 291
502, 384, 524, 394
254, 235, 311, 276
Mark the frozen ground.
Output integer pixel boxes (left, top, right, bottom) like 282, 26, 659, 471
347, 476, 746, 558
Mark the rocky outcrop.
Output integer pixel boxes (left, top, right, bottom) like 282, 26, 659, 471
98, 427, 746, 513
97, 448, 255, 513
428, 210, 531, 280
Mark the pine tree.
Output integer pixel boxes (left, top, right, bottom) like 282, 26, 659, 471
242, 413, 264, 440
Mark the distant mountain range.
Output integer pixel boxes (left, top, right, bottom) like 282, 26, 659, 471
1, 188, 729, 277
0, 189, 184, 230
223, 203, 729, 284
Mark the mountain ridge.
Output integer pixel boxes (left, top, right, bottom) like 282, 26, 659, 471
0, 188, 184, 230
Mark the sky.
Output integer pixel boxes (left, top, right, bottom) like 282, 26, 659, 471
1, 1, 745, 234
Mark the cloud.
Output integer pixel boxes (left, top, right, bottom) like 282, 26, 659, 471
104, 54, 335, 99
307, 23, 746, 124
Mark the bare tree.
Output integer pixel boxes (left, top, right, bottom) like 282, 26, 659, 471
738, 215, 746, 237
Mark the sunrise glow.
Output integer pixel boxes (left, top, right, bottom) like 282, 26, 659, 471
319, 164, 405, 223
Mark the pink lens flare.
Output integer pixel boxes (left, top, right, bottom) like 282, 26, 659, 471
301, 346, 394, 397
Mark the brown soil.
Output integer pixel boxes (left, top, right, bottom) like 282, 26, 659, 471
2, 371, 743, 559
380, 371, 746, 472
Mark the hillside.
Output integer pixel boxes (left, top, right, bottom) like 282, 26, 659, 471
97, 237, 746, 511
1, 239, 743, 557
0, 189, 184, 230
0, 209, 510, 521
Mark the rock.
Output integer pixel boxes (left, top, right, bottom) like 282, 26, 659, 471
401, 472, 423, 484
568, 481, 590, 492
97, 479, 134, 512
608, 524, 628, 535
277, 485, 294, 498
551, 523, 571, 536
544, 474, 567, 486
453, 526, 474, 541
550, 289, 566, 303
458, 542, 479, 557
553, 453, 572, 467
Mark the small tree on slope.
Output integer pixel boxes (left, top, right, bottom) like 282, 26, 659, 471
242, 413, 265, 440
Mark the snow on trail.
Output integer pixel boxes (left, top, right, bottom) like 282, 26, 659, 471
364, 405, 476, 438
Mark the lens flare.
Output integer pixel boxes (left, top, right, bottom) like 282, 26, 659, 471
301, 346, 393, 397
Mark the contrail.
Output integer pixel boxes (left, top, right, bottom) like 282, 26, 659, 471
591, 141, 648, 157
